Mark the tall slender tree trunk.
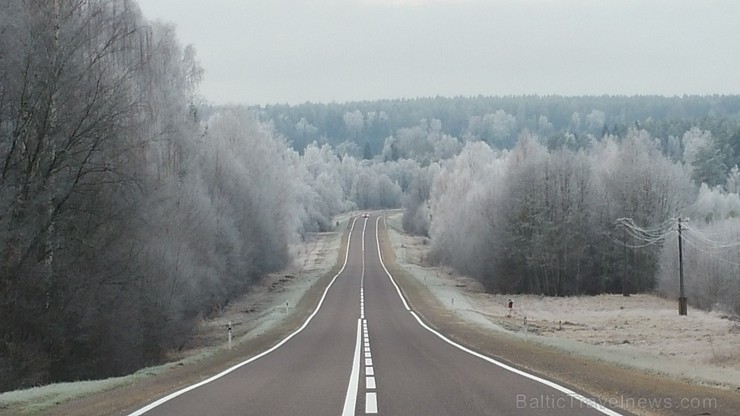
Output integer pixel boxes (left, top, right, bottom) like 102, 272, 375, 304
44, 0, 60, 312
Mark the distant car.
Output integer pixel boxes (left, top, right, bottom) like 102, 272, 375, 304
362, 213, 369, 218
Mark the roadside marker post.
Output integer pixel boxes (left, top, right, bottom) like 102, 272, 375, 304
228, 321, 233, 350
523, 316, 528, 340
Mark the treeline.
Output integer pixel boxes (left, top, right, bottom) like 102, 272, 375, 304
255, 94, 740, 313
419, 131, 694, 295
401, 130, 740, 313
0, 0, 273, 390
0, 0, 431, 391
254, 95, 740, 168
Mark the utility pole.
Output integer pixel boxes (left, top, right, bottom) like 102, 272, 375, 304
622, 227, 629, 296
678, 218, 687, 315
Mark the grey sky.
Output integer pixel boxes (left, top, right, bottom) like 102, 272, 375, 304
136, 0, 740, 105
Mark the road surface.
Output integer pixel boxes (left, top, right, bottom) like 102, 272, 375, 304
125, 215, 624, 416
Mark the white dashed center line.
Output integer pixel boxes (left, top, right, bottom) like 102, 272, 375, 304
362, 319, 378, 414
365, 392, 378, 414
366, 377, 376, 389
360, 217, 378, 414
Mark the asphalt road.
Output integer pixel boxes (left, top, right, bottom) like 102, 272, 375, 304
126, 215, 625, 416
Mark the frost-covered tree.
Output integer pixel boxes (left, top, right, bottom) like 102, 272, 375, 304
428, 141, 506, 283
294, 117, 320, 145
682, 127, 713, 166
686, 184, 740, 223
343, 110, 364, 139
585, 109, 606, 133
593, 130, 695, 292
400, 161, 439, 236
0, 1, 358, 391
381, 118, 461, 163
393, 120, 435, 161
466, 110, 518, 148
682, 127, 727, 186
570, 112, 582, 131
335, 140, 363, 159
727, 166, 740, 194
493, 134, 551, 292
0, 0, 213, 388
537, 115, 554, 137
293, 142, 348, 232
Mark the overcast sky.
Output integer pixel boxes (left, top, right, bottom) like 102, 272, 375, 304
136, 0, 740, 106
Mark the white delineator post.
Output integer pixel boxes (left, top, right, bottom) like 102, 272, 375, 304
228, 321, 233, 350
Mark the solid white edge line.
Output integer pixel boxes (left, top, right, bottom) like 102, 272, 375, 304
374, 217, 410, 311
341, 318, 363, 416
374, 216, 624, 416
362, 217, 367, 252
127, 217, 360, 416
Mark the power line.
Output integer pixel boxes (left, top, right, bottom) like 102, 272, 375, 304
608, 231, 676, 249
612, 217, 676, 247
682, 225, 740, 249
679, 234, 740, 267
613, 217, 740, 316
616, 217, 676, 235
